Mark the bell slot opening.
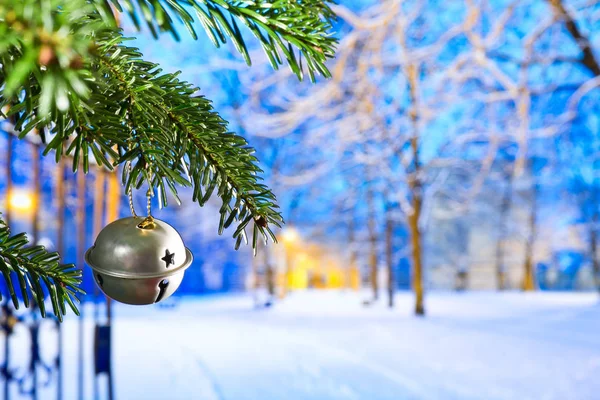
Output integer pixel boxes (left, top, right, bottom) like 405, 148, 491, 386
96, 274, 104, 287
155, 279, 169, 303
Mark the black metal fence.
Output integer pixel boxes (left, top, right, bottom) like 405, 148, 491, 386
1, 129, 117, 400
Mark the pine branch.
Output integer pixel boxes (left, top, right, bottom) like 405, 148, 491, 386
0, 0, 332, 320
1, 3, 284, 252
92, 34, 284, 249
0, 216, 84, 321
99, 0, 338, 81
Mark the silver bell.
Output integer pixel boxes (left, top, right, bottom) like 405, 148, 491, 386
85, 216, 193, 305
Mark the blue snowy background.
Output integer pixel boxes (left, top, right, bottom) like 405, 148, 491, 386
3, 1, 600, 399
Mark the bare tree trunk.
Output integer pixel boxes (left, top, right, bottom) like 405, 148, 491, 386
548, 0, 600, 76
31, 143, 41, 245
348, 218, 358, 290
407, 63, 425, 316
252, 240, 275, 305
5, 133, 13, 227
282, 195, 301, 298
251, 244, 260, 304
385, 203, 394, 308
105, 170, 119, 319
590, 212, 600, 292
408, 166, 424, 314
366, 182, 379, 301
495, 168, 513, 290
76, 167, 86, 400
264, 247, 275, 299
522, 181, 538, 291
454, 220, 469, 291
589, 183, 600, 292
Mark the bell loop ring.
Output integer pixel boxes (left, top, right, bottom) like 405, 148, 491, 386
127, 161, 154, 228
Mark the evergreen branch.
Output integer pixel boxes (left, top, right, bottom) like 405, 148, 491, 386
0, 0, 332, 321
1, 0, 292, 257
0, 12, 283, 251
0, 0, 102, 119
0, 216, 83, 321
100, 0, 338, 81
92, 35, 283, 248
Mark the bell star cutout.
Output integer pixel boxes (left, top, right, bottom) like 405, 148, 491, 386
161, 250, 175, 268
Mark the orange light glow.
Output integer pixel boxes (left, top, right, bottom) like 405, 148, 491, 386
281, 227, 300, 245
7, 188, 36, 215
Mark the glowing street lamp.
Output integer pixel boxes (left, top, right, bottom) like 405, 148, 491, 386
280, 227, 301, 297
281, 227, 300, 246
7, 188, 36, 216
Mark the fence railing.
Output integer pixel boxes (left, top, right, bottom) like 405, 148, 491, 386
1, 128, 118, 400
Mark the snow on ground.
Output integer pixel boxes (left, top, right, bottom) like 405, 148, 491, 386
3, 290, 600, 400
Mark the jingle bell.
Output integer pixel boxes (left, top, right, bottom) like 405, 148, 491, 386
85, 216, 193, 305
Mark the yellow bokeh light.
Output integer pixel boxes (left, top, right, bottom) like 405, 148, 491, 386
281, 227, 300, 245
8, 188, 36, 214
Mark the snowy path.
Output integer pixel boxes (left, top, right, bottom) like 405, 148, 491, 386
3, 291, 600, 400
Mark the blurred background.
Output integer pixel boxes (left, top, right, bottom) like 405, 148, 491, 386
2, 0, 600, 399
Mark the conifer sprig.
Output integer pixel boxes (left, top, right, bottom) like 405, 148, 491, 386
0, 0, 332, 316
99, 0, 337, 81
0, 217, 83, 321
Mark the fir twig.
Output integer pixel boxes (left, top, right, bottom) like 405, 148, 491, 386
0, 0, 334, 319
0, 217, 83, 321
98, 0, 338, 81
